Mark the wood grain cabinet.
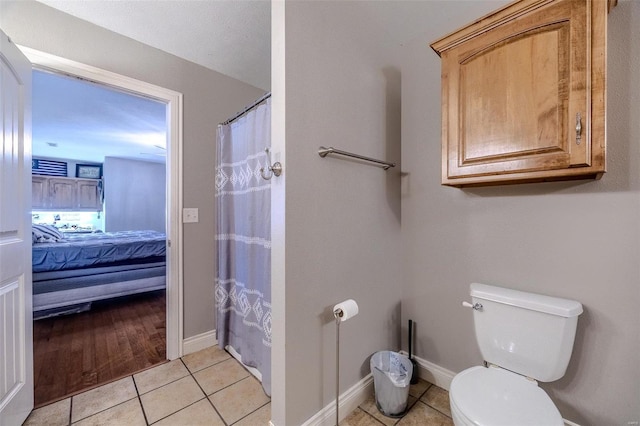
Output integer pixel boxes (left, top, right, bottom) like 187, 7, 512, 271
48, 178, 77, 210
31, 176, 49, 209
31, 176, 103, 211
76, 179, 102, 210
431, 0, 611, 187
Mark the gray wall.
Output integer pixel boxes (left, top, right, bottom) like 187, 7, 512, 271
401, 1, 640, 425
272, 2, 404, 424
0, 0, 265, 338
104, 157, 165, 233
273, 1, 639, 425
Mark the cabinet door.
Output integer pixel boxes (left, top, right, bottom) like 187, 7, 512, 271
31, 176, 48, 209
77, 179, 102, 211
433, 0, 606, 186
48, 178, 76, 209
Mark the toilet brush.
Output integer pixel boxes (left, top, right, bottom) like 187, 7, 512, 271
408, 320, 418, 384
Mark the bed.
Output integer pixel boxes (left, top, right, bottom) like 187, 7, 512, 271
32, 229, 166, 319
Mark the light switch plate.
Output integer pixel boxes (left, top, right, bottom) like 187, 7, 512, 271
183, 208, 199, 223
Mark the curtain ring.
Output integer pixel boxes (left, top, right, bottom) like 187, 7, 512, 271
260, 148, 282, 180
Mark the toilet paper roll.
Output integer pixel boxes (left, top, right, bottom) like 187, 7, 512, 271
333, 299, 359, 322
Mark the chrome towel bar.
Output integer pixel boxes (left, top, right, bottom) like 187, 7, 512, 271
318, 146, 396, 170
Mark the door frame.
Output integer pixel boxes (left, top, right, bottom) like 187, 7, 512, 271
21, 46, 184, 359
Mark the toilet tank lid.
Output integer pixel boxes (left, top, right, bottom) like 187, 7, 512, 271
470, 283, 583, 317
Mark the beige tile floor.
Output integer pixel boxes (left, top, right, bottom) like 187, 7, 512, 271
24, 346, 452, 426
343, 379, 453, 426
24, 346, 270, 426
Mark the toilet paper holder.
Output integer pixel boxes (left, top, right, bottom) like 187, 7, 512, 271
333, 299, 359, 425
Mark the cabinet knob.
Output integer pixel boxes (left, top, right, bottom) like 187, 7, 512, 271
576, 113, 582, 145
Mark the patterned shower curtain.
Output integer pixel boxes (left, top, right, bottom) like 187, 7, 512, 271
215, 99, 271, 395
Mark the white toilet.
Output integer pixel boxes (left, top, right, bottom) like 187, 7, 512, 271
450, 283, 583, 426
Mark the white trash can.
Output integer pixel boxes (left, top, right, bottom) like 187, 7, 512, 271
370, 351, 413, 417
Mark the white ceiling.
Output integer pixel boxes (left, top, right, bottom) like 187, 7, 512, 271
32, 0, 270, 166
36, 0, 271, 90
30, 0, 510, 166
33, 69, 168, 164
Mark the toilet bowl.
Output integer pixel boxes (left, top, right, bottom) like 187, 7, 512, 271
450, 366, 563, 426
450, 283, 582, 426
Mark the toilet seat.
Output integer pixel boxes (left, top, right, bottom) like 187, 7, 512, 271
450, 366, 564, 426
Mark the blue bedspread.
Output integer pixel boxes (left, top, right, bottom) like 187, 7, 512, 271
32, 230, 166, 272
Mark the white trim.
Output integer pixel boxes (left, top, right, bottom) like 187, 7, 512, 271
300, 374, 373, 426
183, 330, 218, 356
20, 46, 184, 360
398, 351, 456, 391
564, 419, 581, 426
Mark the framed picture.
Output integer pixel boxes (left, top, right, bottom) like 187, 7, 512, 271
32, 158, 67, 176
76, 164, 103, 179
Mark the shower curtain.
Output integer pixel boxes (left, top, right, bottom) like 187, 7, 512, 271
215, 99, 271, 395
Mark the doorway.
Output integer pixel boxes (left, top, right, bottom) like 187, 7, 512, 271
22, 47, 183, 405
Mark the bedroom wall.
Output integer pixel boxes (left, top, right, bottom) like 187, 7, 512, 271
0, 0, 265, 338
400, 1, 640, 425
104, 157, 166, 233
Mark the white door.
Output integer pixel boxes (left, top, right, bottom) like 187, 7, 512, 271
0, 31, 33, 426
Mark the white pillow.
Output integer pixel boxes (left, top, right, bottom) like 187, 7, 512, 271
32, 224, 64, 243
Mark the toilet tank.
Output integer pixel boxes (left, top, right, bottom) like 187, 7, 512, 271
470, 283, 583, 382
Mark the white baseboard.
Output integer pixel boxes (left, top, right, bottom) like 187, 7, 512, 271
182, 329, 217, 356
301, 374, 373, 426
398, 351, 456, 391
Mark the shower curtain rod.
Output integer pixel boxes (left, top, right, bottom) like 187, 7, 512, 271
220, 92, 271, 126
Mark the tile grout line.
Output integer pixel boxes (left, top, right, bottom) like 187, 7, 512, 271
357, 395, 398, 425
230, 400, 270, 426
71, 352, 234, 425
356, 381, 451, 425
138, 366, 208, 425
69, 395, 140, 424
132, 373, 152, 426
183, 351, 271, 426
135, 370, 191, 397
67, 396, 73, 426
209, 374, 252, 397
146, 396, 210, 425
417, 399, 452, 420
413, 382, 432, 400
419, 383, 453, 419
41, 349, 270, 426
181, 357, 230, 426
358, 407, 388, 426
183, 353, 233, 375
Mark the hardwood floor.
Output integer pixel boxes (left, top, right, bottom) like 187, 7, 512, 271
33, 290, 166, 407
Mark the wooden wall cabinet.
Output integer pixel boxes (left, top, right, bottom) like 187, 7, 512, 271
49, 178, 77, 210
431, 0, 609, 187
31, 176, 49, 209
31, 176, 103, 211
77, 180, 102, 210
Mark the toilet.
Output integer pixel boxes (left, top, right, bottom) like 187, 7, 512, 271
450, 283, 583, 426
